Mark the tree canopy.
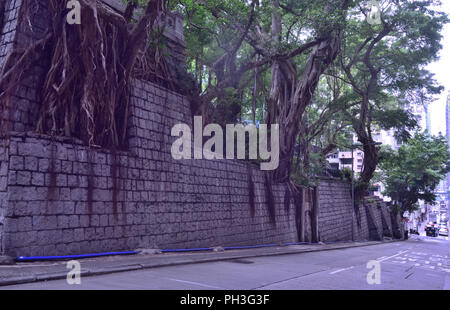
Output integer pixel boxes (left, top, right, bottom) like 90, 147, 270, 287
379, 132, 450, 214
0, 0, 448, 195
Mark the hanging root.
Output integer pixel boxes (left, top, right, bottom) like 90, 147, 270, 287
0, 0, 171, 149
288, 180, 304, 242
283, 183, 291, 216
246, 163, 255, 218
264, 172, 276, 226
0, 1, 6, 36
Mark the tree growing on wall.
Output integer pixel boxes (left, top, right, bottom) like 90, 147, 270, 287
336, 0, 447, 198
0, 0, 170, 149
0, 0, 448, 194
379, 132, 450, 215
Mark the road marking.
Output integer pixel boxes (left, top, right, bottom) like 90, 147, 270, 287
404, 273, 414, 279
166, 278, 224, 289
377, 250, 409, 262
329, 266, 354, 275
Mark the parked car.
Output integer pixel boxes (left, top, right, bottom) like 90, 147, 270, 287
425, 224, 438, 237
439, 226, 448, 236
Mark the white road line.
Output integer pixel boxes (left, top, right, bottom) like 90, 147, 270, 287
329, 266, 354, 275
167, 278, 224, 289
377, 250, 409, 262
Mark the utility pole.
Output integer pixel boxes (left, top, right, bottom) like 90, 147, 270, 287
351, 146, 355, 242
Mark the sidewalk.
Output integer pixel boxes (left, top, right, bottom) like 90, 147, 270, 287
0, 239, 401, 287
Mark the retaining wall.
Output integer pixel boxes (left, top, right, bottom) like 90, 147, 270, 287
0, 0, 402, 256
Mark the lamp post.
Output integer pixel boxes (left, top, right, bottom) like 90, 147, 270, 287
351, 146, 354, 241
350, 145, 359, 242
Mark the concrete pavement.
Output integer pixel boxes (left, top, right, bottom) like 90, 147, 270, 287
1, 235, 448, 289
0, 239, 390, 287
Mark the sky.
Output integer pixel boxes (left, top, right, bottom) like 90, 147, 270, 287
427, 1, 450, 136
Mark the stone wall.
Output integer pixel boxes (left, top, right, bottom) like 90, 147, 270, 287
354, 203, 370, 241
0, 79, 300, 256
0, 0, 17, 70
0, 0, 49, 134
316, 178, 353, 242
362, 197, 395, 241
0, 1, 403, 257
0, 139, 8, 254
316, 180, 398, 242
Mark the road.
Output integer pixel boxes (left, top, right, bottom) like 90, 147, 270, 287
2, 236, 449, 290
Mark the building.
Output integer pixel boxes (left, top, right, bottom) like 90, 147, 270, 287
445, 92, 450, 227
327, 150, 364, 172
446, 91, 450, 203
326, 102, 430, 201
434, 91, 450, 227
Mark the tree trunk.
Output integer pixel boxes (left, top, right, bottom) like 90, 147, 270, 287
273, 34, 344, 182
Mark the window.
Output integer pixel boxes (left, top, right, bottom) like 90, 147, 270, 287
330, 163, 339, 170
330, 153, 338, 159
340, 158, 353, 165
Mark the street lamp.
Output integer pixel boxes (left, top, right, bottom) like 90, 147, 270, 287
349, 141, 382, 241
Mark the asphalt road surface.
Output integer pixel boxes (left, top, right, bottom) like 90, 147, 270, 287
2, 236, 449, 290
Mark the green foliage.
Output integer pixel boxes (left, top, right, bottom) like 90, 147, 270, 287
340, 167, 353, 182
339, 0, 448, 135
130, 0, 448, 189
379, 132, 450, 213
211, 87, 242, 127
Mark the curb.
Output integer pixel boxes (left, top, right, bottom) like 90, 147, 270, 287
0, 239, 402, 287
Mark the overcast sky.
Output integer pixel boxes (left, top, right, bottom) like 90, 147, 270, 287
427, 1, 450, 136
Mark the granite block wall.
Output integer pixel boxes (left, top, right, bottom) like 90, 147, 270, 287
316, 178, 353, 242
354, 203, 370, 241
0, 0, 49, 134
364, 204, 383, 241
0, 0, 17, 70
0, 0, 403, 256
0, 139, 8, 254
316, 179, 398, 242
0, 79, 300, 256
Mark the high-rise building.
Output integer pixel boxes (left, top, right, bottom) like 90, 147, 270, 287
446, 92, 450, 193
446, 92, 450, 225
326, 101, 433, 203
435, 91, 450, 227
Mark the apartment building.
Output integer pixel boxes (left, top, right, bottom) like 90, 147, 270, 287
326, 103, 429, 201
